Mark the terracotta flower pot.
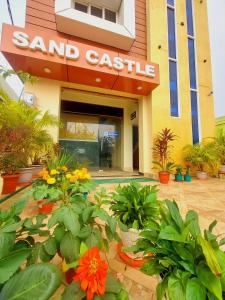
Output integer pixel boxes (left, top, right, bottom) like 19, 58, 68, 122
18, 167, 33, 186
31, 164, 44, 177
120, 228, 143, 259
196, 171, 208, 180
1, 174, 20, 195
37, 200, 54, 214
158, 171, 170, 184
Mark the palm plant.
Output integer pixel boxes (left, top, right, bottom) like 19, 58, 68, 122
183, 143, 220, 173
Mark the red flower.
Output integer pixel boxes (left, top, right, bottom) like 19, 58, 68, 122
74, 247, 108, 300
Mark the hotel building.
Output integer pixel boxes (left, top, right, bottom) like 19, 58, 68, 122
0, 0, 215, 175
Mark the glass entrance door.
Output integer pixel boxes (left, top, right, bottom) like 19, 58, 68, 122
59, 113, 121, 170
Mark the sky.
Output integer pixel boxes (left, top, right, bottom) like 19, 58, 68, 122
0, 0, 224, 117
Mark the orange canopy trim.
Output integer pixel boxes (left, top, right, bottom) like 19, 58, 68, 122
0, 24, 160, 95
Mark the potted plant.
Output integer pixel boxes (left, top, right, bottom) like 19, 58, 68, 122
153, 128, 177, 184
183, 143, 219, 180
135, 200, 225, 300
0, 152, 24, 194
213, 130, 225, 172
184, 165, 192, 182
174, 165, 183, 182
110, 182, 160, 259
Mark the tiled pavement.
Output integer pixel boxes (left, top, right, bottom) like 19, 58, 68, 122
1, 178, 225, 299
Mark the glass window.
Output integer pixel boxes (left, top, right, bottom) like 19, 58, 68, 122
75, 2, 88, 13
186, 0, 194, 36
105, 9, 116, 23
169, 60, 179, 117
188, 38, 197, 90
91, 6, 103, 18
190, 91, 199, 143
167, 7, 177, 59
167, 0, 174, 6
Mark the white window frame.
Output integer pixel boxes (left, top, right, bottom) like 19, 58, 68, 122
55, 0, 135, 51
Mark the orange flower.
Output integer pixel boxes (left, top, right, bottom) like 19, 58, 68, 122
74, 247, 108, 300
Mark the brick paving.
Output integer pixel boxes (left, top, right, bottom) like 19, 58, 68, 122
1, 177, 225, 299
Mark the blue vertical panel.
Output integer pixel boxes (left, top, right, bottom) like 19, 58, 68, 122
169, 60, 179, 117
188, 38, 197, 89
167, 7, 177, 59
186, 0, 194, 36
167, 0, 174, 6
191, 91, 199, 143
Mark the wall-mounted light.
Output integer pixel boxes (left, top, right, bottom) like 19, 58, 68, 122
95, 78, 102, 83
203, 59, 207, 63
43, 67, 51, 74
180, 22, 184, 26
208, 91, 213, 96
158, 45, 162, 49
200, 0, 203, 3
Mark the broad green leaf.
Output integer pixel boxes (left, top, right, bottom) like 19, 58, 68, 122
43, 237, 57, 256
141, 261, 164, 276
165, 200, 183, 230
60, 232, 80, 263
92, 208, 109, 222
101, 294, 117, 300
78, 226, 92, 239
0, 232, 15, 259
79, 242, 88, 256
209, 220, 217, 233
54, 225, 66, 243
198, 236, 221, 276
116, 289, 129, 300
105, 274, 122, 294
82, 207, 94, 223
0, 221, 23, 233
159, 226, 185, 242
0, 263, 61, 300
173, 243, 194, 262
117, 220, 128, 232
196, 264, 222, 300
168, 275, 185, 300
186, 211, 201, 238
85, 228, 101, 248
0, 248, 31, 284
215, 249, 225, 291
156, 277, 168, 300
62, 208, 80, 236
62, 282, 85, 300
186, 278, 206, 300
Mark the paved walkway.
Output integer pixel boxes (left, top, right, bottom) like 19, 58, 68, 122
1, 178, 225, 299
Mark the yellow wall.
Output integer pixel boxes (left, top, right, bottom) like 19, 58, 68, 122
147, 0, 215, 167
24, 0, 215, 175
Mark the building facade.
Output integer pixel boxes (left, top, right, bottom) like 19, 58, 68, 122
0, 0, 215, 175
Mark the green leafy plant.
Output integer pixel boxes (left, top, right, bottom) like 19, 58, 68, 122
153, 128, 177, 172
0, 199, 62, 299
110, 182, 160, 231
183, 143, 220, 173
175, 165, 183, 175
135, 200, 225, 300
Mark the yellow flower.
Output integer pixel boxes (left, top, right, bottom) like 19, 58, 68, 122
62, 259, 69, 273
50, 169, 59, 175
43, 174, 50, 181
66, 173, 72, 179
70, 175, 78, 183
47, 177, 56, 185
38, 169, 48, 178
81, 168, 88, 173
86, 174, 91, 180
73, 169, 80, 175
61, 166, 68, 172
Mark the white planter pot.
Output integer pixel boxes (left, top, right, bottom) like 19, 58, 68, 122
31, 165, 44, 177
120, 228, 143, 259
18, 167, 33, 184
220, 165, 225, 172
196, 171, 208, 180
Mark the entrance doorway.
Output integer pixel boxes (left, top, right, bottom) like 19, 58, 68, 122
133, 126, 139, 170
59, 101, 122, 170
